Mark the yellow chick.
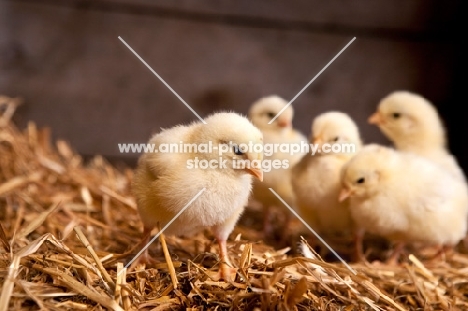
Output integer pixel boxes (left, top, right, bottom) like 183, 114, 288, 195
369, 91, 466, 182
132, 112, 263, 281
248, 95, 307, 237
340, 144, 468, 263
292, 112, 362, 241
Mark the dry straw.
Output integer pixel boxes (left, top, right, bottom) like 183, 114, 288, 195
1, 95, 468, 310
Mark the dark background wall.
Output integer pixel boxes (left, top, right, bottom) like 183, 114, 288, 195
0, 0, 466, 170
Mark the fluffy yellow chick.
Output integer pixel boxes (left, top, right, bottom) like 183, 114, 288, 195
369, 91, 465, 182
132, 112, 263, 281
248, 95, 307, 236
292, 112, 362, 240
340, 144, 468, 263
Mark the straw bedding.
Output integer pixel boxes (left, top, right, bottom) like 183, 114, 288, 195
1, 95, 468, 311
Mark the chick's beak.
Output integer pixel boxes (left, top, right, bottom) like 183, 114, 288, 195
368, 112, 382, 125
277, 118, 291, 128
246, 152, 263, 181
312, 137, 323, 145
338, 187, 353, 202
246, 167, 263, 181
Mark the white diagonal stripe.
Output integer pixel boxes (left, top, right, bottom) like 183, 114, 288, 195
269, 37, 356, 124
121, 188, 206, 275
268, 188, 357, 275
118, 36, 207, 124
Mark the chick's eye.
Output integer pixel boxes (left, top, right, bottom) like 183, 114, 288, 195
332, 136, 340, 142
266, 112, 275, 118
233, 146, 244, 156
392, 112, 401, 119
356, 177, 365, 184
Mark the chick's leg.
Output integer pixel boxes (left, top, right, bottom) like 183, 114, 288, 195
283, 211, 292, 231
386, 242, 405, 265
352, 228, 366, 262
129, 226, 158, 269
140, 226, 153, 263
263, 204, 274, 237
217, 239, 236, 280
430, 244, 454, 262
212, 208, 243, 281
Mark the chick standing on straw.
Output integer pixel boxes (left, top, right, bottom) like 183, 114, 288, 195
340, 144, 468, 264
132, 112, 263, 281
292, 112, 361, 257
248, 95, 307, 238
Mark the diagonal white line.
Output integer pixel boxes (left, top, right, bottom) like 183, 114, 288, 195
268, 188, 357, 275
118, 36, 207, 124
121, 188, 206, 275
269, 37, 356, 124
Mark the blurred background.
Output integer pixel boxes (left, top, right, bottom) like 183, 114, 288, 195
0, 0, 466, 170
